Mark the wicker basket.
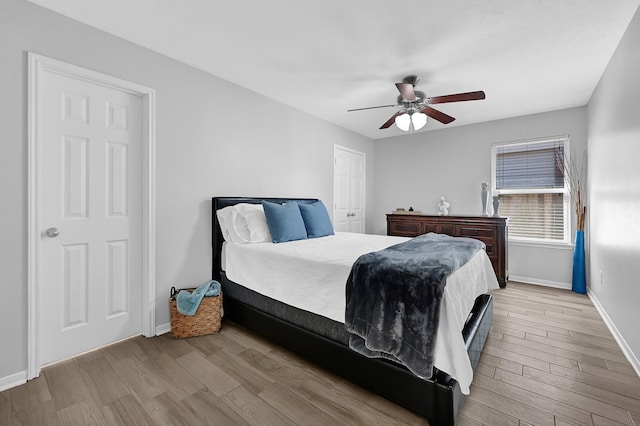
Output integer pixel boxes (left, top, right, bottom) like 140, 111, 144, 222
169, 286, 222, 339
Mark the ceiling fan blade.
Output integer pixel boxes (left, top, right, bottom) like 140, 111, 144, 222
380, 111, 403, 129
421, 106, 456, 124
428, 91, 486, 104
395, 83, 416, 101
347, 104, 396, 112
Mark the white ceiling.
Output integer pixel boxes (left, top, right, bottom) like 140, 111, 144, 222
28, 0, 640, 139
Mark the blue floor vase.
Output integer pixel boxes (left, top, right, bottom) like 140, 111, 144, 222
572, 230, 587, 294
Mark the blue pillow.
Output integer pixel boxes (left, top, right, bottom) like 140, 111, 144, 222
261, 200, 308, 243
298, 200, 335, 238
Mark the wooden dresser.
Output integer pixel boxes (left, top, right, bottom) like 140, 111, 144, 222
387, 214, 508, 287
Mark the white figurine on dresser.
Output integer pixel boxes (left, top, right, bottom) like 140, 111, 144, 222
438, 197, 450, 216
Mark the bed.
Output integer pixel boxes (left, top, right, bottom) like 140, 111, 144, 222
211, 197, 496, 425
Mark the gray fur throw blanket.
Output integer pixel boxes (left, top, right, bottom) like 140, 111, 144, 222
345, 233, 485, 379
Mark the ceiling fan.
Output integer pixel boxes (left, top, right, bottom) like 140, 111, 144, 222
348, 75, 485, 131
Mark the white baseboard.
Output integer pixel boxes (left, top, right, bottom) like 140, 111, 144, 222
588, 291, 640, 378
509, 275, 571, 290
156, 322, 171, 336
0, 370, 27, 392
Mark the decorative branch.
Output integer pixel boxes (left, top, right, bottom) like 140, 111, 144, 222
557, 150, 587, 231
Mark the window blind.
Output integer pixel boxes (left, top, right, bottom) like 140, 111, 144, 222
493, 138, 568, 242
495, 140, 565, 190
499, 193, 565, 240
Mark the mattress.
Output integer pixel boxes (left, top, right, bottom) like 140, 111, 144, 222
221, 232, 499, 394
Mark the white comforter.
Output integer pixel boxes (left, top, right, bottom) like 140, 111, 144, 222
222, 232, 499, 394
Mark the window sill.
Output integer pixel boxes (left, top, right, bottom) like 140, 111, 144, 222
508, 239, 574, 250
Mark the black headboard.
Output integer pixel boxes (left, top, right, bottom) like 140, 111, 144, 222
211, 197, 319, 281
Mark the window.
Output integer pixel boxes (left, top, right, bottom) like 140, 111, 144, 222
492, 136, 570, 244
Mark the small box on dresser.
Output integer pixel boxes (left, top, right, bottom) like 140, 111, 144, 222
387, 214, 508, 287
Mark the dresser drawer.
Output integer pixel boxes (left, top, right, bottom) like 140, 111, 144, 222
456, 225, 496, 239
421, 223, 439, 234
389, 220, 422, 236
482, 240, 496, 256
420, 223, 455, 235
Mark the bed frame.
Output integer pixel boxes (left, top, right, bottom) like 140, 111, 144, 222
211, 197, 493, 425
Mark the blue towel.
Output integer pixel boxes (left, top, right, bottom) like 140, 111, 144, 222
176, 280, 221, 315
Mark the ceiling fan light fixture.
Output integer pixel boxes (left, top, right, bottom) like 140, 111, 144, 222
395, 113, 411, 131
348, 75, 484, 130
411, 112, 427, 130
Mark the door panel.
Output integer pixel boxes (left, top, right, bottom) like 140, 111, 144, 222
106, 240, 129, 317
62, 243, 89, 329
63, 136, 89, 218
107, 142, 129, 217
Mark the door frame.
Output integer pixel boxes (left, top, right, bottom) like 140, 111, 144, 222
27, 53, 156, 379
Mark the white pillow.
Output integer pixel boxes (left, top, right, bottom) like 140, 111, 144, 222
216, 206, 244, 244
216, 204, 272, 244
234, 203, 272, 243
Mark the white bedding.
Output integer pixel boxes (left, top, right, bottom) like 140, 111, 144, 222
222, 232, 499, 394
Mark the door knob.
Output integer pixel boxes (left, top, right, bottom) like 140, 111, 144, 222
44, 227, 60, 238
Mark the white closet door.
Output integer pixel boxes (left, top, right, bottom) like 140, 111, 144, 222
333, 146, 365, 233
38, 69, 143, 366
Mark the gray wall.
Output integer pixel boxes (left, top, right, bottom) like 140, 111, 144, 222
373, 107, 588, 287
0, 0, 374, 381
587, 6, 640, 369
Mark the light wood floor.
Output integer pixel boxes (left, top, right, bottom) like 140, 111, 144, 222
2, 281, 639, 425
